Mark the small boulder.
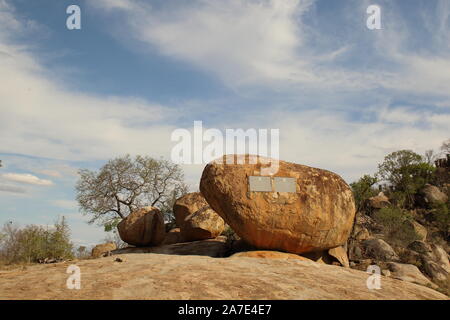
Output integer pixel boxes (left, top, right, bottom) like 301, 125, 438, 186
407, 240, 432, 255
328, 246, 350, 268
402, 220, 427, 241
117, 206, 165, 247
363, 238, 399, 261
180, 207, 225, 242
428, 244, 450, 273
367, 192, 391, 209
387, 262, 435, 287
355, 228, 371, 241
91, 242, 117, 258
348, 240, 363, 261
420, 184, 448, 206
396, 247, 422, 266
422, 259, 449, 283
173, 192, 209, 227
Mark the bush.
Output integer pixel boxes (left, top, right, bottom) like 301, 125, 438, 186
0, 217, 73, 264
377, 150, 436, 208
373, 207, 420, 246
431, 203, 449, 238
350, 175, 378, 212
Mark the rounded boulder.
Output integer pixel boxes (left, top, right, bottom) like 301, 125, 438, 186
199, 155, 356, 254
117, 206, 165, 247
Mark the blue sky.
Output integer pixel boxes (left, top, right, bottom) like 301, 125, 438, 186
0, 0, 449, 247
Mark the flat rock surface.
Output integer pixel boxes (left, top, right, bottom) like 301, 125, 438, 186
111, 238, 229, 257
0, 253, 447, 300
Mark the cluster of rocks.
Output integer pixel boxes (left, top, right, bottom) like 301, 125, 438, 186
89, 154, 449, 293
348, 187, 449, 289
92, 156, 356, 267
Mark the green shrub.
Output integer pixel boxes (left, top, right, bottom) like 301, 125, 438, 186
0, 217, 73, 264
377, 150, 436, 208
373, 207, 420, 246
431, 203, 449, 237
350, 175, 378, 212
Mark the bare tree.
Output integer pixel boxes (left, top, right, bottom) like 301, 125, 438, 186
424, 149, 437, 165
76, 155, 187, 230
440, 139, 450, 155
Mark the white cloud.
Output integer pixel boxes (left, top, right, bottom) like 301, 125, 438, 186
1, 173, 53, 186
93, 0, 450, 97
0, 4, 179, 162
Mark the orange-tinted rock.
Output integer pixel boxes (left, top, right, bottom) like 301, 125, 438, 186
328, 246, 350, 268
200, 155, 356, 254
181, 207, 225, 241
173, 192, 209, 227
117, 206, 165, 247
91, 242, 117, 258
368, 192, 390, 209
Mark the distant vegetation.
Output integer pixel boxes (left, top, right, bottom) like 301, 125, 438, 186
351, 139, 450, 243
0, 217, 73, 265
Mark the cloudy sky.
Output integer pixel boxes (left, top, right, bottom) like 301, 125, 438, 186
0, 0, 449, 246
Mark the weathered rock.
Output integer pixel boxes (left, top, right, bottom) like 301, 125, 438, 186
173, 192, 210, 227
230, 250, 312, 261
423, 259, 449, 283
387, 262, 436, 288
200, 155, 356, 254
117, 206, 165, 247
328, 246, 350, 268
354, 212, 383, 233
363, 238, 399, 261
428, 244, 450, 273
162, 228, 182, 245
407, 241, 432, 255
420, 184, 448, 205
91, 242, 117, 258
368, 192, 391, 209
355, 228, 371, 241
382, 269, 391, 277
348, 240, 363, 261
396, 247, 422, 266
112, 238, 228, 257
181, 206, 225, 242
2, 254, 447, 299
402, 220, 427, 241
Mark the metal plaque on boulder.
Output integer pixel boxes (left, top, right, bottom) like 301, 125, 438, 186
273, 177, 297, 193
248, 176, 272, 192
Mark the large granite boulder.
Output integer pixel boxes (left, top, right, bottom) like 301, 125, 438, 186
199, 155, 356, 254
181, 206, 225, 242
117, 206, 165, 247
